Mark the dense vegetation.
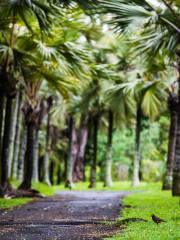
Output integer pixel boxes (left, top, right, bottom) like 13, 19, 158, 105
0, 0, 179, 201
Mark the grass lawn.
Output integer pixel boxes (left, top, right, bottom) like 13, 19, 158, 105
109, 188, 180, 240
57, 181, 161, 191
0, 198, 31, 209
0, 182, 57, 209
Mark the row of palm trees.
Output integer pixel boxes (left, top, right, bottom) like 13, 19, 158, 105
0, 0, 179, 197
100, 0, 180, 195
0, 0, 97, 194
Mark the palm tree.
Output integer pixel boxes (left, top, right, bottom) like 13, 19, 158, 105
99, 0, 180, 195
0, 0, 56, 192
163, 91, 178, 190
107, 76, 166, 186
102, 35, 135, 187
11, 91, 23, 179
43, 96, 54, 186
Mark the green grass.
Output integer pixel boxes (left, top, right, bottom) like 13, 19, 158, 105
109, 188, 180, 240
0, 182, 57, 210
0, 198, 31, 209
32, 182, 57, 196
57, 181, 161, 191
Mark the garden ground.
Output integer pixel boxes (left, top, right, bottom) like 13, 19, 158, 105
0, 182, 179, 239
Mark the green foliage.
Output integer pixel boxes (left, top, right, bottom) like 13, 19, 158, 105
32, 182, 58, 196
0, 198, 30, 209
97, 115, 169, 182
100, 0, 180, 58
110, 188, 180, 240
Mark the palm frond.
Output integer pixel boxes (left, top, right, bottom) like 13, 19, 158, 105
99, 0, 180, 57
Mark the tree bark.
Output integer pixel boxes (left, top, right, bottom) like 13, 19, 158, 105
0, 94, 5, 155
89, 113, 99, 188
73, 115, 88, 182
8, 96, 18, 178
12, 92, 23, 179
56, 164, 61, 185
17, 126, 27, 181
1, 97, 14, 189
0, 94, 6, 183
163, 93, 177, 190
50, 161, 55, 185
43, 113, 51, 186
173, 62, 180, 196
32, 129, 39, 182
65, 115, 77, 188
104, 110, 113, 187
19, 122, 36, 190
132, 105, 141, 187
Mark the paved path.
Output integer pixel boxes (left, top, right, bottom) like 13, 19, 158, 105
0, 191, 129, 240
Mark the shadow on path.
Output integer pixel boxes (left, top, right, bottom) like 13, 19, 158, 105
0, 191, 130, 240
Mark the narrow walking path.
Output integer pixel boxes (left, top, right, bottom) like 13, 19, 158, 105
0, 191, 129, 240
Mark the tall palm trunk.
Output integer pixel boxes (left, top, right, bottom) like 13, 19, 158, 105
163, 93, 177, 190
33, 99, 46, 182
17, 126, 27, 181
73, 115, 88, 182
0, 94, 6, 183
1, 97, 14, 189
50, 161, 55, 185
43, 112, 51, 186
132, 105, 141, 187
12, 92, 23, 179
89, 113, 99, 188
8, 96, 18, 178
173, 62, 180, 196
57, 164, 61, 185
104, 110, 113, 187
65, 115, 76, 188
19, 122, 36, 190
0, 94, 5, 157
32, 129, 39, 182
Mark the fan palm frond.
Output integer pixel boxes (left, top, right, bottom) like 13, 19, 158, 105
99, 0, 180, 57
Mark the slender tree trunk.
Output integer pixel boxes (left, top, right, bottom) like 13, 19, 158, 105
19, 123, 36, 190
104, 110, 113, 187
0, 94, 6, 183
73, 115, 88, 182
1, 97, 14, 189
132, 106, 141, 187
12, 92, 23, 179
17, 126, 27, 181
0, 94, 5, 155
64, 152, 67, 182
50, 161, 55, 185
38, 155, 44, 182
84, 114, 93, 182
65, 115, 75, 188
173, 62, 180, 196
43, 113, 51, 186
57, 164, 61, 185
163, 98, 177, 190
8, 96, 18, 178
89, 114, 99, 188
32, 129, 39, 182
